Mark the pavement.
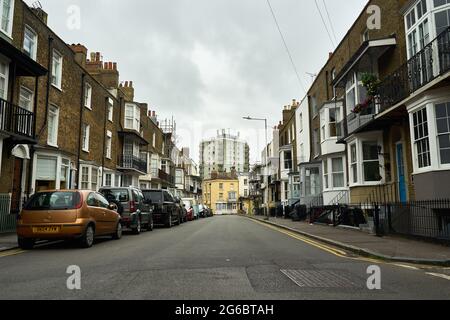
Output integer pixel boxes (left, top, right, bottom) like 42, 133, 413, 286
0, 233, 18, 252
245, 215, 450, 266
0, 215, 449, 300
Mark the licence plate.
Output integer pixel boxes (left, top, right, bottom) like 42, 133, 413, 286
33, 226, 60, 234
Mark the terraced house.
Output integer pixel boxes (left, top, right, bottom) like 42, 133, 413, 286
0, 0, 200, 233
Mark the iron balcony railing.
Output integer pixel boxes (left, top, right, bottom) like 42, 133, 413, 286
378, 26, 450, 112
0, 98, 35, 139
158, 169, 175, 184
118, 154, 147, 173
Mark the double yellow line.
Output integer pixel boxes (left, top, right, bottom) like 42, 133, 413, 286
0, 249, 26, 258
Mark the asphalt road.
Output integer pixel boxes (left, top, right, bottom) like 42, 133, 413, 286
0, 215, 449, 300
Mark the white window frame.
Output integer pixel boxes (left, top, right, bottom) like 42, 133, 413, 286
79, 165, 100, 191
23, 25, 38, 61
347, 132, 384, 187
107, 98, 113, 122
19, 86, 33, 111
84, 83, 92, 109
82, 123, 90, 152
51, 49, 63, 90
124, 103, 140, 131
0, 54, 9, 100
47, 105, 59, 147
0, 0, 15, 37
106, 130, 112, 159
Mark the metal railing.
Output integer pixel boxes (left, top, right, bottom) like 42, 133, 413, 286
0, 194, 16, 233
0, 98, 35, 138
378, 26, 450, 112
118, 154, 147, 173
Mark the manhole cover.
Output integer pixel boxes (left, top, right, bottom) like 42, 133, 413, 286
281, 269, 358, 288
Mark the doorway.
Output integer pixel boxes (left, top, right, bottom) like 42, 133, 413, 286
396, 143, 407, 203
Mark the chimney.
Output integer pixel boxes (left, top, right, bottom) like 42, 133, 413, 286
70, 44, 87, 68
121, 80, 135, 101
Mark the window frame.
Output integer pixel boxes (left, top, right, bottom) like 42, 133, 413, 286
47, 105, 59, 147
23, 25, 38, 61
51, 49, 63, 90
82, 123, 90, 153
84, 83, 92, 110
0, 0, 15, 37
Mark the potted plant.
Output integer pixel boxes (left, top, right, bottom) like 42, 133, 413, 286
351, 73, 381, 114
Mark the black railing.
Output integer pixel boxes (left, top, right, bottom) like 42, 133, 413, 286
118, 154, 147, 173
378, 27, 450, 112
0, 98, 35, 138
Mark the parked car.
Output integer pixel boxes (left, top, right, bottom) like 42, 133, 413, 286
17, 190, 122, 249
141, 190, 181, 228
198, 204, 206, 218
182, 199, 197, 220
192, 205, 200, 220
99, 187, 153, 234
186, 206, 194, 221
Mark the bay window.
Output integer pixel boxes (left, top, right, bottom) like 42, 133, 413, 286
124, 103, 140, 131
413, 108, 431, 168
348, 134, 383, 185
332, 158, 345, 188
435, 102, 450, 164
80, 165, 100, 191
350, 143, 358, 184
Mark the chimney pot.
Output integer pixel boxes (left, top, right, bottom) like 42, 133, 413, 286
125, 81, 129, 87
104, 62, 108, 69
113, 62, 117, 70
130, 81, 133, 87
96, 52, 100, 62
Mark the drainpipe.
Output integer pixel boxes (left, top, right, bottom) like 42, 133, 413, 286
101, 97, 108, 185
27, 75, 41, 196
76, 73, 86, 188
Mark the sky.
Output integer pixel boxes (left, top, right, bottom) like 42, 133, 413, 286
26, 0, 367, 164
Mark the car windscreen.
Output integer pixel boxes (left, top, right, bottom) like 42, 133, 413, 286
24, 192, 81, 211
142, 191, 163, 204
99, 189, 129, 202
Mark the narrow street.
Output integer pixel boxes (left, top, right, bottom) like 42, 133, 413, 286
0, 215, 448, 300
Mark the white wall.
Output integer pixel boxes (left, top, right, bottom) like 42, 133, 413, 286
296, 97, 311, 165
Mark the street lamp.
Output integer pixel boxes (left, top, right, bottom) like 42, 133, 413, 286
243, 116, 269, 221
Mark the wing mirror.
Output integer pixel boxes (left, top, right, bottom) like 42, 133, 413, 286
108, 203, 118, 211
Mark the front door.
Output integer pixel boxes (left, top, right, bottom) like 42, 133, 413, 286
396, 143, 407, 203
11, 158, 23, 214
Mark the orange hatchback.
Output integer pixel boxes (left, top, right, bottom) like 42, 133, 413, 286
17, 190, 122, 249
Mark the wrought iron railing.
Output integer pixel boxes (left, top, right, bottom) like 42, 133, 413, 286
0, 98, 35, 138
0, 194, 15, 233
118, 154, 147, 173
378, 26, 450, 112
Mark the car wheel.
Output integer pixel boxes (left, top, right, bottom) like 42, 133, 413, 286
132, 218, 141, 235
166, 214, 172, 228
18, 238, 35, 250
112, 222, 122, 240
80, 224, 95, 248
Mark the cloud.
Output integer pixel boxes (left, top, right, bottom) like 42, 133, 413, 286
28, 0, 367, 164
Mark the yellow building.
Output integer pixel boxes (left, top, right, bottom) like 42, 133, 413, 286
202, 178, 239, 215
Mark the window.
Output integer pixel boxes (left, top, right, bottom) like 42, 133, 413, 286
0, 0, 14, 36
60, 159, 70, 189
82, 123, 90, 152
435, 0, 450, 8
91, 168, 98, 191
417, 0, 428, 19
47, 106, 59, 146
152, 133, 156, 148
435, 8, 450, 36
362, 29, 369, 42
84, 83, 92, 109
228, 192, 236, 200
0, 57, 9, 99
362, 141, 381, 182
219, 193, 223, 199
406, 8, 417, 30
332, 158, 345, 188
219, 183, 223, 190
345, 73, 369, 115
350, 143, 358, 183
435, 102, 450, 164
51, 50, 63, 89
323, 158, 329, 189
284, 182, 289, 199
305, 167, 321, 196
299, 113, 303, 131
329, 108, 337, 137
413, 108, 431, 168
106, 131, 112, 159
311, 96, 318, 117
81, 167, 89, 189
284, 151, 292, 170
23, 26, 37, 60
19, 87, 33, 111
244, 179, 248, 186
105, 173, 112, 187
175, 170, 183, 184
124, 103, 140, 131
107, 98, 113, 122
313, 129, 320, 157
244, 189, 248, 197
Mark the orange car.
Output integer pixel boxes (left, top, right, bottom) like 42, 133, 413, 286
17, 190, 122, 249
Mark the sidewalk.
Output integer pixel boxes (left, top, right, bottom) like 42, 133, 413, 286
246, 215, 450, 266
0, 233, 18, 252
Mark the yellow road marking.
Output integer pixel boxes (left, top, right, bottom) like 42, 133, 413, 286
0, 249, 26, 258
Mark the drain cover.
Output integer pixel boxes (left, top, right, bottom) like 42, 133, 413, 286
281, 269, 358, 288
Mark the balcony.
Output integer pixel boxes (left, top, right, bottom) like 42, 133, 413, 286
117, 154, 147, 174
378, 27, 450, 113
158, 169, 175, 185
0, 98, 36, 143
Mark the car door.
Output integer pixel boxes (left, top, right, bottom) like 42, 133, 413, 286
86, 193, 106, 235
96, 193, 118, 233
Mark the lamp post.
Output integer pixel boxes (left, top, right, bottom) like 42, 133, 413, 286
243, 116, 270, 221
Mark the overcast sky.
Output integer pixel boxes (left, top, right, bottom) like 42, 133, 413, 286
27, 0, 367, 164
